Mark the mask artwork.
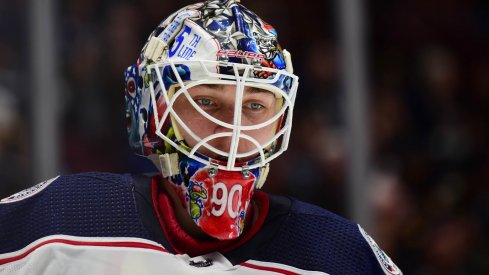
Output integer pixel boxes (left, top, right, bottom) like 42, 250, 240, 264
170, 157, 257, 240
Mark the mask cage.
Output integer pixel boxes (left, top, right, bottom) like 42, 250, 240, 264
147, 60, 299, 171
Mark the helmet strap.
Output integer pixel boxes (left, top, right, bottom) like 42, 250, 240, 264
255, 163, 269, 189
148, 153, 180, 177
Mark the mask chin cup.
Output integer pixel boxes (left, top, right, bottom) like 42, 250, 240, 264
153, 150, 270, 239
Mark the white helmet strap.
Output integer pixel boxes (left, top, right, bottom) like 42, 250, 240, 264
147, 153, 180, 177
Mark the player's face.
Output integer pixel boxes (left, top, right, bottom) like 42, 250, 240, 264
173, 84, 281, 161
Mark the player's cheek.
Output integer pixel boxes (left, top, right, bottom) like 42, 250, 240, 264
242, 123, 276, 145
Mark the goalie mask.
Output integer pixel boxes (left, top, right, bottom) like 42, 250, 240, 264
124, 0, 298, 240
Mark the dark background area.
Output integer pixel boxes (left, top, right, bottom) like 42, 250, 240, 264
1, 0, 488, 273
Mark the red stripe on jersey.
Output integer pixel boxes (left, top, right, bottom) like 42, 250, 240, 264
240, 262, 301, 275
0, 238, 169, 265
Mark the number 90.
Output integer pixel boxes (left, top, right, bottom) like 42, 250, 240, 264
211, 183, 243, 218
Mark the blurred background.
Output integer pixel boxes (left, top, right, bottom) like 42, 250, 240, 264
1, 0, 488, 273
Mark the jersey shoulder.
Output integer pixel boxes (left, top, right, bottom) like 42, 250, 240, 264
0, 172, 134, 204
260, 194, 402, 275
0, 172, 150, 254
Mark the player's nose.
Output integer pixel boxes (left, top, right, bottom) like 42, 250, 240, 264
205, 108, 240, 154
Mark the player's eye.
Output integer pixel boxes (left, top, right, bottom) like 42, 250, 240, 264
195, 98, 214, 107
246, 102, 265, 110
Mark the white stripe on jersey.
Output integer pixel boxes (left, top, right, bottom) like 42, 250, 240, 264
0, 235, 328, 275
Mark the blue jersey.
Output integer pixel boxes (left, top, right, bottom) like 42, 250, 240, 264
0, 172, 401, 274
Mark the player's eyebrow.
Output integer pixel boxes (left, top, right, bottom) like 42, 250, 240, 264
248, 87, 265, 93
199, 84, 274, 95
247, 87, 275, 97
201, 84, 225, 90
